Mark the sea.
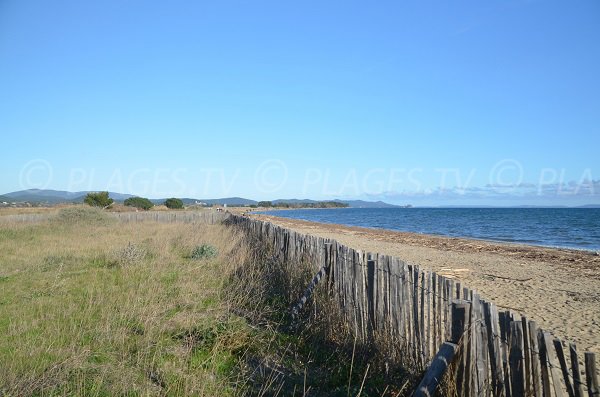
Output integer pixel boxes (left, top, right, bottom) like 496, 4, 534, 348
259, 207, 600, 251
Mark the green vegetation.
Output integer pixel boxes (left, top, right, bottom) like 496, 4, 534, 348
124, 196, 154, 210
52, 206, 115, 226
257, 201, 273, 207
190, 244, 218, 260
0, 214, 251, 395
164, 198, 184, 209
0, 207, 416, 396
83, 191, 114, 208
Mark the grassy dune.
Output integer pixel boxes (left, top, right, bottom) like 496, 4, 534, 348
0, 207, 255, 395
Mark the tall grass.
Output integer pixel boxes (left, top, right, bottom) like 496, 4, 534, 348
0, 209, 253, 396
0, 208, 418, 396
224, 226, 418, 396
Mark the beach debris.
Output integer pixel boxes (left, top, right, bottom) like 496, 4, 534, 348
438, 267, 469, 278
481, 273, 532, 282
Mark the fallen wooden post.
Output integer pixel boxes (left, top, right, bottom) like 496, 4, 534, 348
413, 301, 470, 397
291, 245, 331, 321
414, 342, 458, 397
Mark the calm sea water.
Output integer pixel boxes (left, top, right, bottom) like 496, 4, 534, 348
260, 208, 600, 251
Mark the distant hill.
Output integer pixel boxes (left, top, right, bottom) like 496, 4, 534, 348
201, 197, 257, 206
156, 197, 258, 206
2, 189, 402, 208
272, 199, 317, 205
3, 189, 135, 204
273, 198, 401, 208
4, 189, 87, 204
337, 200, 401, 208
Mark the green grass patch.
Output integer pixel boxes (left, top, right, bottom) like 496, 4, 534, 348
189, 244, 218, 260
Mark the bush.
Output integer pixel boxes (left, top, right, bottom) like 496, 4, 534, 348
257, 201, 272, 208
53, 206, 113, 225
113, 242, 147, 266
124, 197, 154, 210
164, 198, 184, 209
84, 191, 113, 208
190, 244, 218, 260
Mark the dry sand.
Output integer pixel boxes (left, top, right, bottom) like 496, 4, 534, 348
250, 213, 600, 353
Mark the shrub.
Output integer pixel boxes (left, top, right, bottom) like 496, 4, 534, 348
164, 198, 184, 209
124, 197, 154, 210
257, 201, 272, 208
53, 206, 113, 225
113, 242, 147, 266
84, 191, 113, 208
190, 244, 218, 260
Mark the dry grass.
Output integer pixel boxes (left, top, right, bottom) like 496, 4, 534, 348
0, 207, 254, 396
0, 206, 66, 216
223, 230, 419, 396
0, 207, 420, 396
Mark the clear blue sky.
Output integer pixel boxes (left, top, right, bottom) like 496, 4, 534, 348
1, 0, 599, 205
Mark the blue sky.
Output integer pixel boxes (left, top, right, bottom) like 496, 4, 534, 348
1, 0, 599, 205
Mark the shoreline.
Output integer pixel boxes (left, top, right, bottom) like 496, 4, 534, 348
250, 208, 600, 255
247, 212, 600, 353
253, 207, 600, 251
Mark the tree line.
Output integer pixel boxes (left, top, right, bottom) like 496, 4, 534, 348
83, 192, 183, 210
83, 192, 350, 211
256, 201, 348, 209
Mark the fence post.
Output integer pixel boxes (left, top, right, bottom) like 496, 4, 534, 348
452, 300, 472, 397
570, 344, 584, 397
367, 257, 376, 331
553, 339, 575, 397
585, 352, 599, 397
509, 321, 525, 396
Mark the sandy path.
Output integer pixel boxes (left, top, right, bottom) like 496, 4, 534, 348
250, 213, 600, 353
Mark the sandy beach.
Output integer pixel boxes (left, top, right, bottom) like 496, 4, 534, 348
249, 212, 600, 353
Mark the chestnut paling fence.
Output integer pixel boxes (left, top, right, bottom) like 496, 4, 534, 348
110, 210, 227, 224
0, 210, 228, 225
226, 214, 599, 397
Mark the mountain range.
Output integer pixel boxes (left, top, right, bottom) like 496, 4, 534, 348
0, 189, 402, 208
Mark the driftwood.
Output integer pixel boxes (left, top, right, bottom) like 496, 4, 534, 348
481, 273, 533, 282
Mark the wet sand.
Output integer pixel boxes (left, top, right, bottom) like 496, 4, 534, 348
250, 213, 600, 353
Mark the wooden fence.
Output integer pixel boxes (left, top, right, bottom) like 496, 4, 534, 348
0, 213, 51, 223
111, 210, 228, 224
227, 214, 599, 397
0, 210, 229, 225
